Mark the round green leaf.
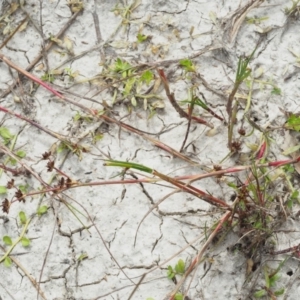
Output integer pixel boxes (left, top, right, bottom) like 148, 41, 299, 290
21, 237, 30, 247
37, 205, 48, 215
0, 186, 7, 194
3, 235, 12, 246
19, 211, 27, 225
4, 256, 12, 267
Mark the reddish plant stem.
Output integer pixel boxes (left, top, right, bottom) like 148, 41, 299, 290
153, 170, 230, 208
157, 69, 214, 128
0, 53, 202, 167
256, 140, 267, 159
0, 105, 68, 141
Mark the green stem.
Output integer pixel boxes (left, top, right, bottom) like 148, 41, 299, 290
0, 217, 31, 264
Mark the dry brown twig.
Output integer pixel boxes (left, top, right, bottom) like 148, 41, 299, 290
223, 0, 265, 43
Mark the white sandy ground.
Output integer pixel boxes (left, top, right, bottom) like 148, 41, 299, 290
0, 0, 300, 299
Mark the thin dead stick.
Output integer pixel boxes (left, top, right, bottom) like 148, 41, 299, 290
180, 103, 194, 152
92, 0, 105, 62
0, 8, 82, 99
127, 274, 146, 300
37, 210, 57, 300
0, 281, 17, 300
224, 0, 265, 43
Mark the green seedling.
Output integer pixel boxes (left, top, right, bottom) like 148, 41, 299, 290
112, 0, 141, 32
167, 259, 186, 280
19, 211, 27, 225
41, 72, 55, 83
227, 48, 256, 150
254, 262, 286, 298
77, 252, 88, 261
137, 33, 149, 43
37, 205, 48, 216
57, 141, 87, 160
0, 186, 7, 194
19, 184, 29, 194
64, 67, 79, 80
284, 0, 300, 17
73, 111, 93, 122
181, 89, 224, 121
139, 70, 154, 85
1, 217, 31, 267
3, 235, 12, 246
284, 114, 300, 131
112, 58, 134, 78
8, 150, 26, 166
3, 256, 12, 267
246, 16, 269, 24
0, 127, 14, 145
91, 132, 103, 144
179, 59, 196, 73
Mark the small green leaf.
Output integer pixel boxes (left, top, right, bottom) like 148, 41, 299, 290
286, 199, 293, 209
3, 235, 12, 246
57, 142, 68, 153
73, 112, 82, 121
227, 182, 237, 189
0, 186, 7, 194
77, 253, 88, 261
131, 96, 137, 107
19, 184, 29, 194
291, 190, 299, 200
271, 86, 281, 95
41, 72, 55, 83
283, 164, 294, 173
0, 127, 14, 140
274, 288, 285, 296
8, 158, 17, 166
264, 268, 270, 288
146, 298, 155, 300
282, 144, 300, 156
37, 205, 48, 216
285, 114, 300, 131
175, 259, 185, 274
140, 70, 154, 85
113, 58, 132, 75
254, 289, 266, 298
19, 211, 27, 225
179, 59, 195, 72
4, 256, 12, 267
167, 265, 175, 279
21, 237, 30, 247
137, 33, 148, 43
174, 293, 184, 300
92, 133, 103, 144
254, 220, 262, 229
269, 273, 280, 286
16, 150, 26, 158
124, 77, 136, 96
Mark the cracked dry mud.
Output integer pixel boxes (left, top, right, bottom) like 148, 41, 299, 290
1, 0, 300, 299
